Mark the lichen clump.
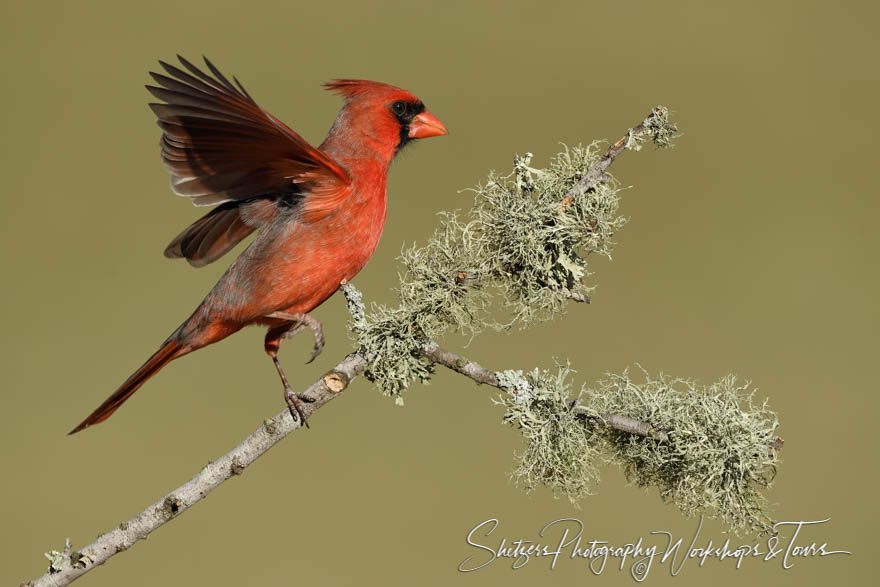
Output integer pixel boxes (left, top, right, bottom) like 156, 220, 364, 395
590, 371, 780, 533
497, 365, 601, 503
351, 142, 626, 398
497, 365, 781, 534
345, 109, 782, 534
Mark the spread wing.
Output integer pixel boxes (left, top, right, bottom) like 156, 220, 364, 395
146, 55, 351, 266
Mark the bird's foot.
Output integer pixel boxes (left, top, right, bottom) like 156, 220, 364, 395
266, 311, 325, 363
285, 388, 316, 428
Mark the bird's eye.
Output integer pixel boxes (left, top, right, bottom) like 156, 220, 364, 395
391, 101, 406, 116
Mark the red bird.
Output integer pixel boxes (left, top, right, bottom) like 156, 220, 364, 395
70, 56, 447, 434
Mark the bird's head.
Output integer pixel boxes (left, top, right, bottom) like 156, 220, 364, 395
323, 79, 447, 160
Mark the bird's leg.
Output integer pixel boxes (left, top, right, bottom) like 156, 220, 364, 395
273, 353, 313, 428
265, 311, 325, 363
264, 312, 325, 427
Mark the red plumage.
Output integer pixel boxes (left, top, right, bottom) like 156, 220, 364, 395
70, 56, 446, 433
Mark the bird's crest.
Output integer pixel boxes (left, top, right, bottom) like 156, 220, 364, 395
323, 79, 406, 101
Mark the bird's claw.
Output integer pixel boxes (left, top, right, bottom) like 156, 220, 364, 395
266, 310, 325, 364
306, 338, 324, 364
285, 388, 315, 428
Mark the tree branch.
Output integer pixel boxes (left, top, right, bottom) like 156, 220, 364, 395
420, 342, 670, 442
25, 107, 723, 585
25, 352, 367, 587
27, 338, 680, 586
561, 106, 678, 204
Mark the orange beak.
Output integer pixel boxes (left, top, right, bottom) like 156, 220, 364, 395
408, 110, 448, 139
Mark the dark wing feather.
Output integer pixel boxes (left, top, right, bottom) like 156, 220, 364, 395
164, 202, 255, 267
147, 56, 351, 265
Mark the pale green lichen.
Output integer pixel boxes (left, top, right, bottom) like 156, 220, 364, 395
343, 110, 780, 534
469, 142, 624, 327
349, 139, 636, 397
340, 281, 365, 329
495, 365, 780, 534
348, 303, 434, 398
627, 106, 678, 151
588, 370, 780, 533
44, 549, 66, 574
496, 364, 601, 504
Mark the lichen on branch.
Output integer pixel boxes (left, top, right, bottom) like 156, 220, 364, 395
589, 370, 780, 533
346, 107, 782, 534
29, 107, 786, 587
496, 364, 602, 503
348, 129, 651, 397
495, 365, 781, 534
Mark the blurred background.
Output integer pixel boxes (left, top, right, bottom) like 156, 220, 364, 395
2, 0, 877, 585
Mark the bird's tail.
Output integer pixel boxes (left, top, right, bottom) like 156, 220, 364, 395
69, 338, 185, 434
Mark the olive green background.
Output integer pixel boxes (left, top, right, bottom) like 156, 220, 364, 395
2, 0, 877, 585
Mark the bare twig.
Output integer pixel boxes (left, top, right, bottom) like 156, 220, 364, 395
561, 106, 678, 202
25, 352, 367, 587
582, 412, 670, 442
421, 341, 500, 386
565, 290, 591, 303
420, 343, 670, 442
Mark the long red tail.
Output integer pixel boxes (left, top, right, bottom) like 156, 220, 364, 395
69, 338, 183, 434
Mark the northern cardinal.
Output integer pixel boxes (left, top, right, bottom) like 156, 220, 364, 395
70, 56, 447, 434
